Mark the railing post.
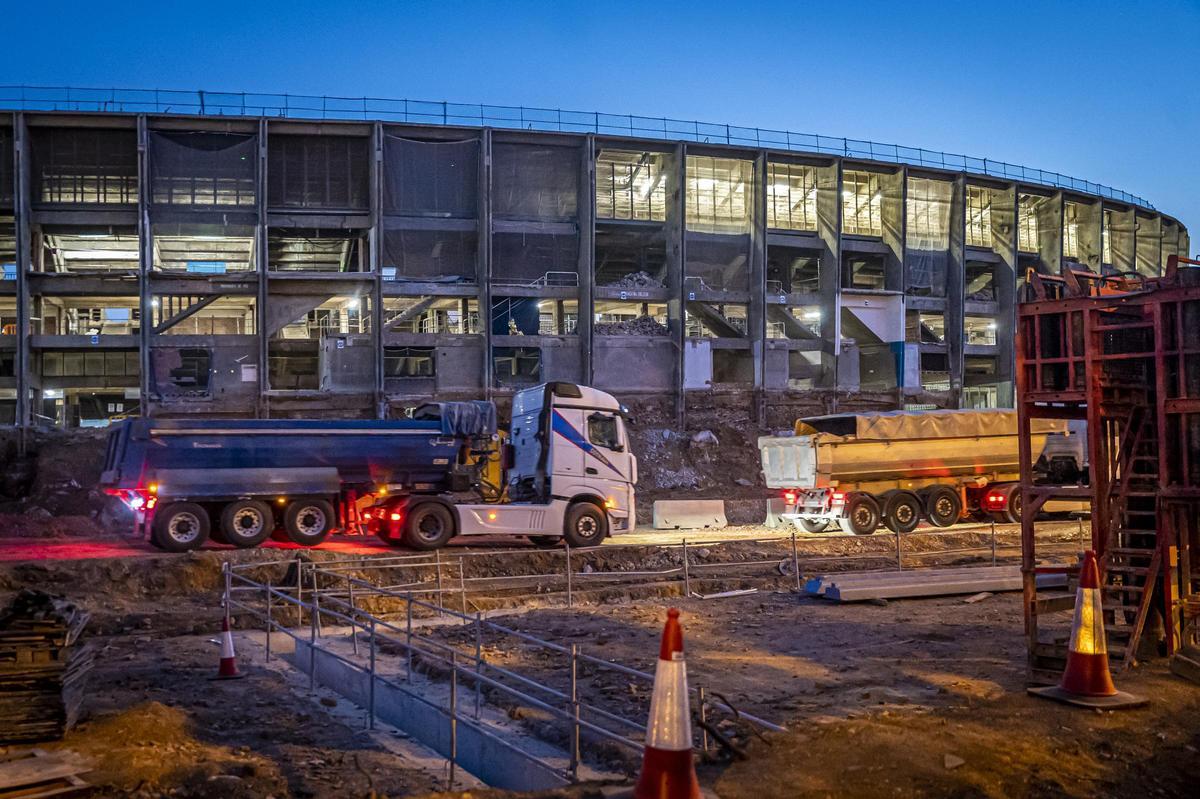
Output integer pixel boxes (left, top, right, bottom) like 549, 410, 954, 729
698, 684, 709, 752
368, 617, 377, 730
474, 611, 484, 719
895, 529, 903, 571
569, 644, 581, 781
458, 558, 468, 622
790, 531, 801, 592
309, 585, 317, 692
682, 539, 691, 597
347, 574, 359, 655
311, 568, 322, 638
296, 555, 304, 627
565, 543, 573, 608
406, 591, 414, 683
435, 550, 444, 616
265, 579, 273, 662
991, 519, 998, 566
448, 650, 458, 791
221, 562, 231, 615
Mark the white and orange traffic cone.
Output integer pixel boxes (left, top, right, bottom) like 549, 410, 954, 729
634, 608, 701, 799
1028, 550, 1145, 708
213, 614, 246, 680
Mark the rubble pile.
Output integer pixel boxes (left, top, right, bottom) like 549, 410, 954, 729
605, 270, 664, 289
0, 589, 93, 743
594, 315, 670, 336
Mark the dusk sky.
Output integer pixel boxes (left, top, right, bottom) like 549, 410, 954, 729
7, 0, 1198, 238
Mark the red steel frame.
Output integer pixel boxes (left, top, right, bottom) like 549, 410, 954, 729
1018, 255, 1200, 681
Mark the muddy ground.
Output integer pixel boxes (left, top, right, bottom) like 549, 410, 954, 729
0, 522, 1194, 798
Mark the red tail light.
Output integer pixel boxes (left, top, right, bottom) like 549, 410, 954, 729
984, 490, 1008, 511
146, 497, 157, 510
362, 512, 372, 521
831, 491, 846, 503
783, 491, 798, 505
390, 512, 402, 521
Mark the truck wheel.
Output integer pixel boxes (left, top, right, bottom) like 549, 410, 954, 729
220, 500, 274, 548
404, 503, 456, 550
563, 502, 607, 547
798, 518, 830, 534
923, 486, 962, 528
152, 502, 211, 552
284, 498, 335, 547
843, 494, 880, 536
883, 492, 922, 534
997, 485, 1022, 524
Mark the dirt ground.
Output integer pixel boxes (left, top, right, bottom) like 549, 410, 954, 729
0, 522, 1194, 798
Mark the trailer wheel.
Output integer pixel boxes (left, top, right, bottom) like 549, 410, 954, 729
797, 518, 830, 534
220, 500, 274, 548
563, 502, 608, 548
152, 502, 211, 552
882, 491, 922, 534
923, 486, 962, 528
844, 493, 881, 536
404, 502, 456, 550
284, 498, 335, 547
995, 484, 1022, 525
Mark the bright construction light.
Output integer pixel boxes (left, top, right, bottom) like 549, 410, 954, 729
346, 298, 360, 310
61, 249, 138, 261
802, 310, 821, 321
151, 299, 160, 309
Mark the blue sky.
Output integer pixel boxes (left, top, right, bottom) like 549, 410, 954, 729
8, 0, 1199, 238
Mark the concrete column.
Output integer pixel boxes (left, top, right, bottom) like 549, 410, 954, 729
1105, 203, 1136, 273
669, 143, 685, 425
1135, 212, 1162, 277
1073, 199, 1102, 273
136, 115, 152, 416
881, 168, 904, 293
370, 122, 384, 418
578, 134, 595, 385
479, 129, 493, 397
946, 175, 966, 406
256, 118, 270, 417
12, 113, 30, 442
817, 161, 840, 390
749, 152, 768, 417
1036, 191, 1063, 276
990, 185, 1018, 407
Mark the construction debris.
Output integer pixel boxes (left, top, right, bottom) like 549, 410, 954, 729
594, 315, 669, 336
806, 566, 1067, 603
0, 590, 93, 744
696, 588, 758, 600
606, 270, 664, 289
0, 748, 91, 798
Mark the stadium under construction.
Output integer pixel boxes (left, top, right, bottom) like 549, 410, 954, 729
0, 87, 1189, 427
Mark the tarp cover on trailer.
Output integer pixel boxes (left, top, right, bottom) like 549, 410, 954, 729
412, 401, 498, 437
796, 409, 1065, 441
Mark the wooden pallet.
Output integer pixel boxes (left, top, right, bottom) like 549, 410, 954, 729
0, 749, 90, 799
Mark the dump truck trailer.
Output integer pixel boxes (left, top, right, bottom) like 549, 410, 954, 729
758, 409, 1082, 535
100, 382, 637, 552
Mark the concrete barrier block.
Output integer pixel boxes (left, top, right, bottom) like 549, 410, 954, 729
652, 499, 728, 530
763, 497, 787, 529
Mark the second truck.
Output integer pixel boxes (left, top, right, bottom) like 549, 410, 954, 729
100, 382, 637, 552
758, 408, 1084, 535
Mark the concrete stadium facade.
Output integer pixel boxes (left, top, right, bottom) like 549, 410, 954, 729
0, 94, 1189, 427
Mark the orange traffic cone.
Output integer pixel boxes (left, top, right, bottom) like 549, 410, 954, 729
1028, 550, 1145, 708
212, 615, 246, 680
634, 608, 701, 799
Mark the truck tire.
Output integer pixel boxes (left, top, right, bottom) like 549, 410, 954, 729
284, 498, 335, 547
843, 494, 880, 536
923, 486, 962, 528
563, 502, 607, 548
220, 500, 275, 548
152, 502, 211, 552
995, 484, 1022, 525
797, 518, 830, 534
882, 491, 922, 534
404, 502, 456, 550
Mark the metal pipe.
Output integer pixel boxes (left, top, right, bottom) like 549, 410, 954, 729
311, 568, 323, 638
406, 591, 414, 682
474, 612, 483, 719
682, 539, 691, 596
565, 544, 573, 608
895, 529, 903, 571
448, 650, 458, 790
698, 684, 709, 752
790, 531, 801, 591
347, 574, 359, 655
458, 558, 468, 622
265, 579, 272, 662
991, 519, 998, 566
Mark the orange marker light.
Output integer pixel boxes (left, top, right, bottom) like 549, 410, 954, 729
604, 497, 616, 509
487, 512, 497, 521
149, 483, 158, 494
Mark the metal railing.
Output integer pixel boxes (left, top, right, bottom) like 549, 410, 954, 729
224, 557, 783, 787
0, 84, 1155, 209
